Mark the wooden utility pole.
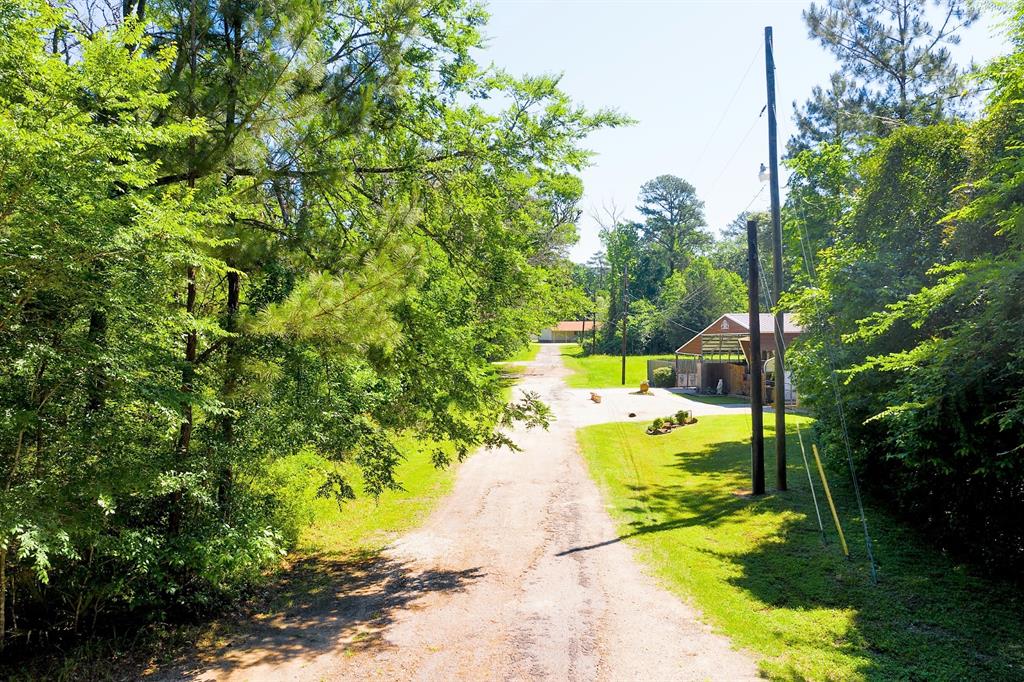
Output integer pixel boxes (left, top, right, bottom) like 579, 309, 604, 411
748, 219, 765, 496
620, 260, 628, 385
765, 25, 786, 491
591, 309, 598, 355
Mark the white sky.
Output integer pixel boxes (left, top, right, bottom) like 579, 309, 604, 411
475, 0, 1008, 262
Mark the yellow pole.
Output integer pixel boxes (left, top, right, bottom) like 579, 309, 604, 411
813, 444, 849, 558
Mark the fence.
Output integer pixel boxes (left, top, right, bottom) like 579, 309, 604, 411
647, 357, 698, 388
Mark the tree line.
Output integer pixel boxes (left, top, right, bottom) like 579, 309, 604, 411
0, 0, 621, 649
573, 176, 755, 356
786, 0, 1024, 574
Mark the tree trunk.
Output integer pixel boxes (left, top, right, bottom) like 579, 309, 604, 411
217, 270, 240, 516
170, 0, 200, 536
0, 546, 7, 651
218, 4, 242, 515
170, 264, 197, 535
898, 0, 909, 120
86, 308, 107, 413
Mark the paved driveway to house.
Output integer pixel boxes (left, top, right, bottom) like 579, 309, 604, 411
169, 343, 760, 681
563, 385, 750, 427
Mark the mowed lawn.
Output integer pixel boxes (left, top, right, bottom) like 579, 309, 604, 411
559, 344, 675, 388
502, 341, 541, 363
298, 434, 458, 555
301, 362, 527, 554
577, 415, 1024, 681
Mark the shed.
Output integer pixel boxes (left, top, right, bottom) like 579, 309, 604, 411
674, 313, 802, 400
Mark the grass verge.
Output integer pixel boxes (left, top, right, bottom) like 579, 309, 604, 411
298, 435, 457, 556
501, 342, 541, 364
672, 392, 749, 406
576, 414, 1024, 681
559, 344, 675, 389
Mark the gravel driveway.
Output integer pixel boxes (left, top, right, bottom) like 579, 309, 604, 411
166, 344, 760, 681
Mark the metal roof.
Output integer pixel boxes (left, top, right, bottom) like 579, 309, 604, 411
550, 320, 601, 332
675, 313, 803, 355
720, 313, 802, 335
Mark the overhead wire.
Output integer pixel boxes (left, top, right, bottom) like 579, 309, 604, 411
709, 110, 765, 191
693, 45, 763, 170
740, 183, 767, 216
787, 196, 879, 583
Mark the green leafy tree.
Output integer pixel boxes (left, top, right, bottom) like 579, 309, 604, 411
651, 259, 747, 351
792, 0, 979, 152
785, 7, 1024, 571
636, 175, 709, 274
0, 0, 624, 647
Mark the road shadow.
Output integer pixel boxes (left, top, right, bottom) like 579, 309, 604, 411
153, 552, 483, 679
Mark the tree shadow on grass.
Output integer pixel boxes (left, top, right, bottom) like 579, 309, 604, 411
153, 551, 483, 680
569, 421, 1024, 680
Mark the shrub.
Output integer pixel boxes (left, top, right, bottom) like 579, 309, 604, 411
652, 366, 675, 387
652, 417, 664, 430
676, 410, 687, 424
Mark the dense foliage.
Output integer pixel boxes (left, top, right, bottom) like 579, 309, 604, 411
0, 0, 621, 648
791, 0, 979, 153
786, 1, 1024, 573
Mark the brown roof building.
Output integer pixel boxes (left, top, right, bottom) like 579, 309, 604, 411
539, 320, 601, 342
673, 313, 803, 400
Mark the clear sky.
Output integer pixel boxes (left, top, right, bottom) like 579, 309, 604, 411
474, 0, 1008, 262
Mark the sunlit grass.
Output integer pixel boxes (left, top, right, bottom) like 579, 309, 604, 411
559, 344, 675, 388
673, 392, 749, 406
299, 434, 458, 556
501, 342, 541, 363
577, 414, 1024, 680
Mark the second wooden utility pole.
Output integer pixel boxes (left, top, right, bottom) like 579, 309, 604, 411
748, 219, 765, 496
765, 25, 786, 491
620, 260, 628, 385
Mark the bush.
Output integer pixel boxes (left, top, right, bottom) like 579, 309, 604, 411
652, 366, 675, 388
676, 410, 688, 424
652, 417, 664, 430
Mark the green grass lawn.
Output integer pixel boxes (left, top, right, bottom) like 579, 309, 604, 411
674, 392, 750, 406
577, 415, 1024, 681
298, 434, 458, 556
559, 344, 675, 388
501, 342, 541, 363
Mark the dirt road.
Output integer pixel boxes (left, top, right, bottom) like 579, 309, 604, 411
167, 344, 759, 681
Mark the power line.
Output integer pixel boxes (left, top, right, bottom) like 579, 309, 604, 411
693, 45, 763, 170
741, 183, 767, 216
709, 108, 765, 191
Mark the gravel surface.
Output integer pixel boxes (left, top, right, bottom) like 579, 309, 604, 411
164, 344, 760, 681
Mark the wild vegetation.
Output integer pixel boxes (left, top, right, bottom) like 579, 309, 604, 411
0, 0, 620, 653
783, 0, 1024, 573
